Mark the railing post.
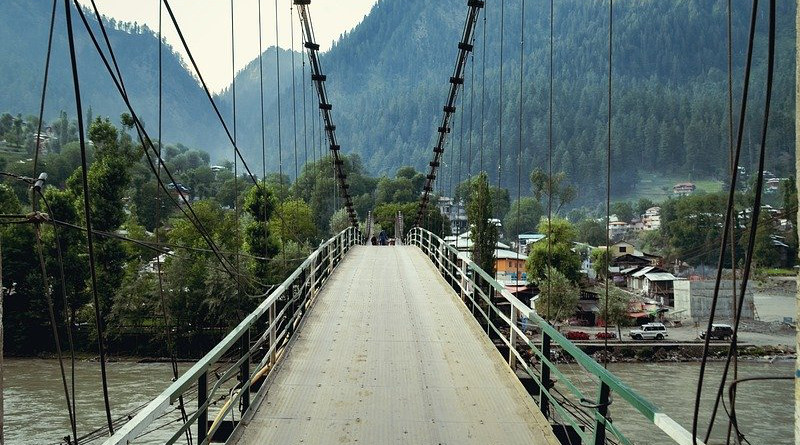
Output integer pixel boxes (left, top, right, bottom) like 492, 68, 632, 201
327, 243, 333, 276
459, 261, 467, 301
540, 331, 552, 419
592, 382, 612, 445
269, 304, 277, 364
240, 329, 250, 413
198, 371, 208, 443
310, 254, 317, 301
509, 305, 518, 369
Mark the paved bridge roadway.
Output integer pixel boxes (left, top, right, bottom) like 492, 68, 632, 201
230, 245, 558, 444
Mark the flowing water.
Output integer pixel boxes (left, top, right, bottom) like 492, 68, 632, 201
2, 358, 793, 444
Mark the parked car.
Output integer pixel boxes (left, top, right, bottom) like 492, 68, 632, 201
595, 331, 617, 340
566, 331, 590, 340
699, 324, 734, 341
628, 323, 668, 340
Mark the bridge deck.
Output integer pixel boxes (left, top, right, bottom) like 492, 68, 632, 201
233, 246, 557, 444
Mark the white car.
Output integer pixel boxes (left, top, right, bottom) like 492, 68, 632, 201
628, 323, 668, 340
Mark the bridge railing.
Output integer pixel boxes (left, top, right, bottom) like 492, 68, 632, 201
104, 226, 362, 445
408, 227, 701, 445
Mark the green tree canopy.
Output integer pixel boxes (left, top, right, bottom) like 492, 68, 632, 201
526, 217, 581, 284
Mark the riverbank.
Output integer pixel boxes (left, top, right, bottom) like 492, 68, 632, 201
577, 343, 795, 364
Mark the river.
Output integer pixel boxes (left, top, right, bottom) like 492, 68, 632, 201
2, 359, 793, 444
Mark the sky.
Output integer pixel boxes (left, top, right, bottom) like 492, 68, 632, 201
78, 0, 380, 92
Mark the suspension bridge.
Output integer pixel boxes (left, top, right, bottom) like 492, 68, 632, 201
5, 0, 793, 443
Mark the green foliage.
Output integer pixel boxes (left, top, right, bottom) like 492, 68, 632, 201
455, 177, 509, 219
329, 208, 351, 235
740, 213, 780, 269
610, 201, 635, 223
660, 193, 728, 266
575, 218, 606, 246
535, 269, 579, 323
374, 202, 448, 239
467, 173, 498, 276
598, 287, 631, 338
504, 197, 543, 239
526, 218, 581, 284
270, 199, 317, 244
530, 170, 577, 215
245, 183, 280, 280
591, 248, 610, 279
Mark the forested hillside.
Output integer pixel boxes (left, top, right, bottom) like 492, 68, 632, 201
2, 0, 795, 206
220, 0, 795, 205
0, 0, 223, 154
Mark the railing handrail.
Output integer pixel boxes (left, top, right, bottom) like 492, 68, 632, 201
408, 227, 702, 445
104, 227, 360, 445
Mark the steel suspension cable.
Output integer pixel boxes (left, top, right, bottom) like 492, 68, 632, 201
468, 52, 475, 176
155, 1, 190, 440
32, 0, 58, 179
724, 1, 738, 441
705, 1, 777, 442
302, 41, 309, 172
515, 0, 525, 286
291, 3, 299, 181
32, 200, 78, 445
547, 0, 555, 337
258, 0, 269, 285
63, 0, 114, 433
603, 0, 613, 367
479, 9, 487, 174
496, 0, 505, 190
74, 3, 241, 280
693, 0, 760, 442
415, 0, 483, 224
230, 0, 242, 302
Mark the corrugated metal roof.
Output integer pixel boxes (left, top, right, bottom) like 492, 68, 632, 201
631, 266, 655, 278
644, 272, 677, 281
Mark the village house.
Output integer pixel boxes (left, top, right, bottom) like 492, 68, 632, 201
642, 206, 661, 230
673, 182, 696, 196
626, 266, 682, 307
494, 249, 527, 283
517, 233, 545, 255
437, 196, 468, 235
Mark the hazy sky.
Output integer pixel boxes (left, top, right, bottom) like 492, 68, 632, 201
79, 1, 379, 92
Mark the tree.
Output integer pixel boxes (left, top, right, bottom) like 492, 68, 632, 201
454, 177, 510, 219
526, 218, 581, 284
636, 198, 657, 216
504, 197, 543, 239
530, 169, 576, 214
740, 212, 779, 268
610, 201, 635, 223
270, 199, 317, 243
329, 208, 351, 235
591, 248, 610, 279
598, 286, 631, 339
535, 269, 579, 324
244, 183, 280, 281
576, 218, 606, 246
467, 173, 498, 277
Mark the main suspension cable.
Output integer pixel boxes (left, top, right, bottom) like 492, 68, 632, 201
692, 1, 761, 442
63, 0, 114, 433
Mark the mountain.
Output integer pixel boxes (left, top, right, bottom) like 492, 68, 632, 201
2, 0, 796, 205
0, 0, 225, 157
220, 0, 796, 205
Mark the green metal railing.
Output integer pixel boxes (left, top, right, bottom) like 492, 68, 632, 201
103, 227, 362, 445
408, 227, 702, 445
